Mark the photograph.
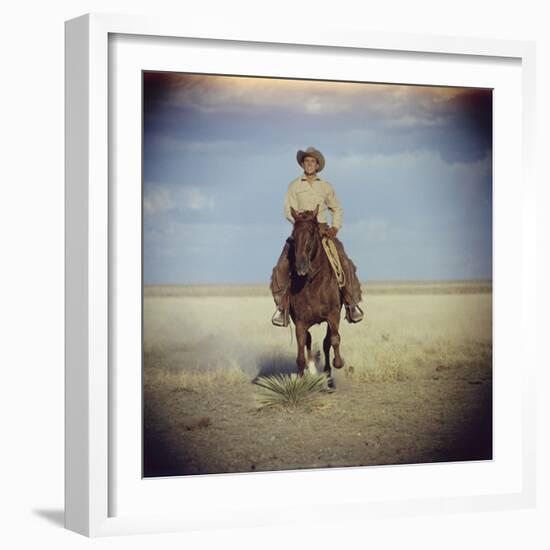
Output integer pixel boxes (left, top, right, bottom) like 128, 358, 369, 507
142, 71, 493, 477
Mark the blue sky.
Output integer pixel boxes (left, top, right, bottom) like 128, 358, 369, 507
143, 73, 492, 284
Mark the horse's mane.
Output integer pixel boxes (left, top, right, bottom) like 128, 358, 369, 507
291, 209, 319, 226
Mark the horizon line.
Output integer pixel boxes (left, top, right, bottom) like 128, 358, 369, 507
143, 278, 493, 287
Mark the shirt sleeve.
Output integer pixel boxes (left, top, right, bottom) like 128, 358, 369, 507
325, 181, 343, 229
284, 182, 297, 224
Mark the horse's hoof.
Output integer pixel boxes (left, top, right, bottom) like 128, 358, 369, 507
333, 360, 344, 370
322, 376, 335, 392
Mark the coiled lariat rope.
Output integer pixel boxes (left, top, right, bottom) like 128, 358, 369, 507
322, 237, 346, 288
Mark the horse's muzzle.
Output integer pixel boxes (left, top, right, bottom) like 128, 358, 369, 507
296, 261, 309, 276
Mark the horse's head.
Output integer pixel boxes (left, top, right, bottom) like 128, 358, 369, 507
290, 205, 320, 277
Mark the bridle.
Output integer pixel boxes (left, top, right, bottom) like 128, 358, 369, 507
292, 220, 322, 281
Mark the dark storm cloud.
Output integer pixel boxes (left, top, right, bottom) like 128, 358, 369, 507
143, 73, 492, 166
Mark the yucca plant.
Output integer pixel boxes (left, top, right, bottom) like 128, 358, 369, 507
253, 373, 328, 409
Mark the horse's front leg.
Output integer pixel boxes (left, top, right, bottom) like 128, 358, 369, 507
305, 330, 316, 375
295, 322, 307, 377
323, 324, 335, 391
328, 314, 344, 370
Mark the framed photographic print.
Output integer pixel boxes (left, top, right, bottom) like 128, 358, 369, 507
65, 13, 536, 537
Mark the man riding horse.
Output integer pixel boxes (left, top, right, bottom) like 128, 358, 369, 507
270, 147, 364, 327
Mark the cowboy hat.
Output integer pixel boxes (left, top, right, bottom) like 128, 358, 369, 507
296, 146, 325, 172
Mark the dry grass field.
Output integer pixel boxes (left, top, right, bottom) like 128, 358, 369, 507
143, 281, 492, 477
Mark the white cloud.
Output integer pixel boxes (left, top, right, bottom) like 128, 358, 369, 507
383, 114, 447, 129
159, 74, 468, 118
304, 96, 323, 114
181, 187, 215, 210
154, 136, 241, 155
144, 184, 215, 214
330, 149, 491, 187
331, 149, 435, 174
143, 186, 175, 213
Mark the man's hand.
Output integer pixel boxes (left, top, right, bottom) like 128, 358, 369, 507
326, 227, 338, 239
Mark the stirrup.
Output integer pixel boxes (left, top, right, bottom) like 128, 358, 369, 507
271, 308, 289, 327
345, 304, 364, 324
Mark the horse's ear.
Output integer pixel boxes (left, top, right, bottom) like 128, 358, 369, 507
290, 207, 298, 220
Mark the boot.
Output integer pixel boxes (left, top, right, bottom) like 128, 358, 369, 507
271, 307, 290, 327
345, 304, 364, 324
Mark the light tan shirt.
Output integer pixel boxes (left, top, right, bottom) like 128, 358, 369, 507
284, 175, 343, 229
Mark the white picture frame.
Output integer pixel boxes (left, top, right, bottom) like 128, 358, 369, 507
65, 13, 537, 537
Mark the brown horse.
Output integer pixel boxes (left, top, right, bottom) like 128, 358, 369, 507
288, 205, 344, 390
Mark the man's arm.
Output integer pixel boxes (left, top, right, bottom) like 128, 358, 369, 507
284, 183, 298, 224
325, 182, 343, 230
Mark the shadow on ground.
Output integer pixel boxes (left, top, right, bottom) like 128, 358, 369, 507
251, 354, 298, 382
33, 509, 64, 528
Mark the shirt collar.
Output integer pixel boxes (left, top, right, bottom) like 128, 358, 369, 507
301, 175, 321, 182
